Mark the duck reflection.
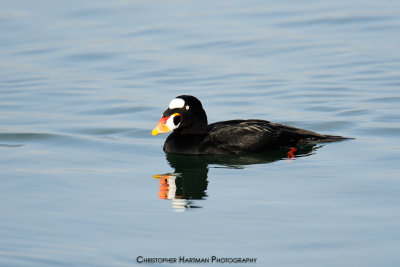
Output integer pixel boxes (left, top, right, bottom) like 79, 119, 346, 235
153, 145, 321, 211
153, 154, 209, 212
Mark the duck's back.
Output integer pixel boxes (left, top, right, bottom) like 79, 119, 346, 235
164, 119, 348, 155
204, 119, 346, 154
204, 120, 278, 153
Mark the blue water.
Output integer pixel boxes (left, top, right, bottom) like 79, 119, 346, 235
1, 0, 400, 266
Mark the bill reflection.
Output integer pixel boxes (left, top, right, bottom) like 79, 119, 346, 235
154, 173, 205, 212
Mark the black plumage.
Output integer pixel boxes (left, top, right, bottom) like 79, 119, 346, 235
153, 95, 350, 155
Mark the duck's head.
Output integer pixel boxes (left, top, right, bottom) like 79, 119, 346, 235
152, 95, 208, 135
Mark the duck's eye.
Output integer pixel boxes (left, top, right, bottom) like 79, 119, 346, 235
186, 105, 189, 110
173, 115, 181, 126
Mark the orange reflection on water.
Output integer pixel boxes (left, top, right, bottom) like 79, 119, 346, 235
158, 178, 169, 199
154, 174, 181, 200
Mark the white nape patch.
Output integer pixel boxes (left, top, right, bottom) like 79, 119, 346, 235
168, 98, 185, 109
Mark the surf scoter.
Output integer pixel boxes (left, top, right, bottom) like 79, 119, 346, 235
152, 95, 350, 155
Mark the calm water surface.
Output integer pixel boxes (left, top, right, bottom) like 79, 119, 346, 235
1, 0, 400, 266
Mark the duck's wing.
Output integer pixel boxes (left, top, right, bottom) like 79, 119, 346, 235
205, 120, 282, 153
205, 120, 348, 154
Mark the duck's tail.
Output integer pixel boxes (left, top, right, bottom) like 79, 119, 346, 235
319, 134, 354, 143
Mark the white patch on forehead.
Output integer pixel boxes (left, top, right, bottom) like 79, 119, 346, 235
168, 98, 185, 109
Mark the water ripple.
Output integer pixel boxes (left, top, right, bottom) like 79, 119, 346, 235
0, 144, 24, 148
275, 14, 396, 27
0, 132, 62, 142
63, 52, 118, 62
82, 105, 151, 115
